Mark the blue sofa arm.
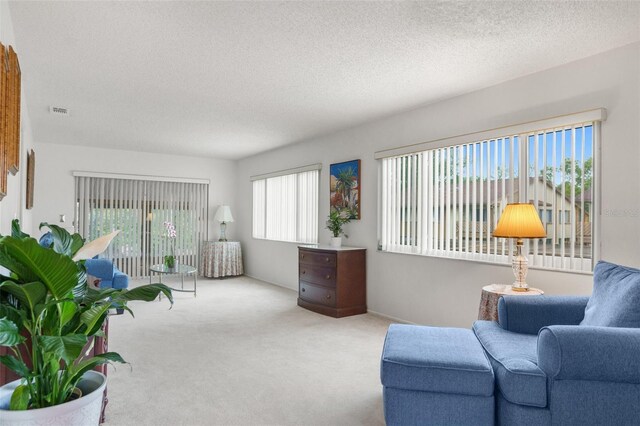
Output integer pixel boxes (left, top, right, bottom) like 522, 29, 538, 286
538, 325, 640, 383
112, 270, 129, 290
498, 296, 589, 335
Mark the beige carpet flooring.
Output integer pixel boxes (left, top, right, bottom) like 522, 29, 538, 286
103, 275, 393, 426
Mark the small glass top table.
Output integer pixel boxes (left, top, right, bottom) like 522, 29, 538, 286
149, 264, 197, 297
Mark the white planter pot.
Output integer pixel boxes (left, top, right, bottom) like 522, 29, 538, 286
330, 237, 342, 248
0, 371, 106, 426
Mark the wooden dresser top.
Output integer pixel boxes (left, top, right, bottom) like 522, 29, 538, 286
298, 244, 366, 252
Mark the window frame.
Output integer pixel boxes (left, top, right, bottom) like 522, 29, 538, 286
375, 110, 603, 274
251, 164, 321, 244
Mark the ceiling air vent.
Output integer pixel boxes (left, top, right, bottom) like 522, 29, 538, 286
49, 106, 70, 116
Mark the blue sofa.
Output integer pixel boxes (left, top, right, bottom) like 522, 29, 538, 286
381, 261, 640, 425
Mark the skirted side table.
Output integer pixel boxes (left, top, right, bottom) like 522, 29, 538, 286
201, 241, 244, 278
478, 284, 544, 321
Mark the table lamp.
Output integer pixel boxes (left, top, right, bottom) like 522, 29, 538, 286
214, 205, 234, 242
493, 203, 546, 292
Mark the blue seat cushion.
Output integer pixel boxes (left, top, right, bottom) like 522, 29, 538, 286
473, 320, 547, 407
581, 261, 640, 328
381, 324, 494, 397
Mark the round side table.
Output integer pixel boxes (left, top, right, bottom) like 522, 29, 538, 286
478, 284, 544, 321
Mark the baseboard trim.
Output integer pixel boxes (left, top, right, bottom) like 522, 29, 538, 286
244, 274, 415, 325
366, 309, 415, 325
244, 274, 297, 293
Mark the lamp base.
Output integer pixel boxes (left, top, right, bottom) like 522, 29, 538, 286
218, 221, 227, 242
511, 239, 530, 292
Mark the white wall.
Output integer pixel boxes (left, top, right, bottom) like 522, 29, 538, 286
32, 143, 237, 241
0, 1, 33, 235
236, 43, 640, 327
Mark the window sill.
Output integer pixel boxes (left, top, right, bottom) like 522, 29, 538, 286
252, 237, 318, 245
376, 248, 594, 276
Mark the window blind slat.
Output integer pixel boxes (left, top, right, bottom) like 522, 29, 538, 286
570, 127, 577, 270
541, 133, 547, 264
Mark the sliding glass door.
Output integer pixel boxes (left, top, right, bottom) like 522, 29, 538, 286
75, 175, 208, 278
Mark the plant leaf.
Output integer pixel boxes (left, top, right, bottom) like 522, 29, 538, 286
82, 287, 120, 306
9, 383, 30, 410
0, 354, 30, 377
0, 304, 24, 328
0, 244, 40, 283
73, 269, 87, 300
0, 281, 47, 313
35, 297, 76, 335
38, 334, 88, 365
0, 236, 80, 299
120, 304, 135, 317
63, 352, 126, 392
59, 301, 78, 329
39, 223, 84, 257
112, 284, 174, 306
11, 219, 30, 240
79, 304, 111, 336
72, 230, 120, 261
0, 317, 25, 346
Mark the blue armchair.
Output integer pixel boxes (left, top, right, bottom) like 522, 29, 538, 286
85, 258, 129, 290
382, 261, 640, 425
85, 258, 129, 315
472, 261, 640, 425
40, 232, 128, 290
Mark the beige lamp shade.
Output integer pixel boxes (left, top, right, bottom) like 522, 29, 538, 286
214, 205, 234, 223
493, 203, 546, 239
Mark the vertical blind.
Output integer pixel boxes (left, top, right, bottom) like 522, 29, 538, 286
378, 111, 601, 273
75, 175, 209, 278
381, 137, 518, 259
252, 169, 319, 243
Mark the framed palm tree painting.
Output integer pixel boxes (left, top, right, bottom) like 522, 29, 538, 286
330, 159, 360, 219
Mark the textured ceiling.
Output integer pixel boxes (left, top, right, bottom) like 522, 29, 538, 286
8, 1, 640, 160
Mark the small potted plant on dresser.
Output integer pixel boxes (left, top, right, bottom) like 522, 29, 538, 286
0, 220, 173, 425
326, 210, 351, 248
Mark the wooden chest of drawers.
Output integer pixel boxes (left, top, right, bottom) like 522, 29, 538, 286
297, 246, 366, 318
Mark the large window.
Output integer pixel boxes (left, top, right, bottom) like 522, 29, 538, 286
377, 110, 602, 272
75, 174, 209, 278
252, 165, 320, 243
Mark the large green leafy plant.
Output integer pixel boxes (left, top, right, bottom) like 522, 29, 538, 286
0, 221, 173, 410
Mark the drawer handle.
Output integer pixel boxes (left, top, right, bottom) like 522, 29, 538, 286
325, 274, 331, 279
302, 270, 306, 274
326, 294, 331, 299
302, 288, 306, 292
301, 254, 305, 259
325, 257, 330, 262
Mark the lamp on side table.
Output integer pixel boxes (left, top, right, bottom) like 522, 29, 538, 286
214, 205, 234, 242
493, 203, 547, 292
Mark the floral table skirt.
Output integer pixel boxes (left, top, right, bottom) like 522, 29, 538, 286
201, 241, 244, 278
